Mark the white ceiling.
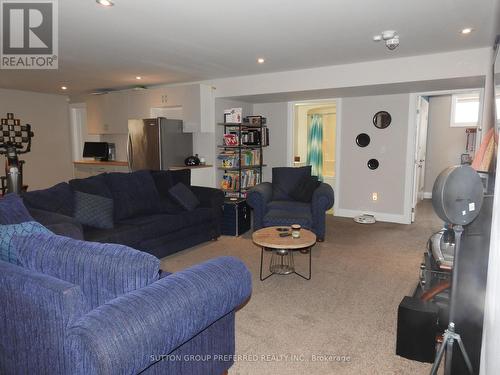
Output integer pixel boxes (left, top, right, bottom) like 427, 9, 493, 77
0, 0, 498, 95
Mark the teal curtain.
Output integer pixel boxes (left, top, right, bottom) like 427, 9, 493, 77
307, 114, 323, 181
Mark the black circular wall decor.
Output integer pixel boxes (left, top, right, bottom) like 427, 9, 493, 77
356, 133, 370, 147
367, 159, 379, 170
373, 111, 392, 129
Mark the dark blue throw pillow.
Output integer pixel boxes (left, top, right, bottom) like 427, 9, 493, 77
290, 175, 321, 203
69, 174, 112, 198
22, 182, 74, 217
0, 193, 33, 224
168, 182, 200, 211
104, 170, 162, 220
272, 166, 312, 201
74, 191, 114, 229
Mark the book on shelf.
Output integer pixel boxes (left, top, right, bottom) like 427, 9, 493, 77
217, 149, 262, 168
220, 169, 261, 192
218, 150, 239, 168
223, 133, 239, 146
240, 149, 261, 166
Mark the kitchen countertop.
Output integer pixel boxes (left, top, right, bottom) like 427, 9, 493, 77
169, 165, 213, 170
73, 160, 129, 167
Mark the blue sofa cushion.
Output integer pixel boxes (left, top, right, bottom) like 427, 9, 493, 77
272, 166, 311, 201
0, 221, 51, 264
22, 182, 74, 216
169, 183, 200, 211
290, 175, 321, 202
0, 193, 33, 224
170, 169, 191, 186
14, 233, 161, 310
69, 174, 112, 198
267, 200, 312, 213
151, 170, 184, 213
104, 170, 162, 220
74, 191, 114, 229
263, 209, 312, 229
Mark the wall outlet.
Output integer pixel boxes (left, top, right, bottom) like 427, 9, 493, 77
372, 192, 378, 201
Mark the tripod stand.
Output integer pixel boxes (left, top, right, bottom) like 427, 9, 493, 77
0, 113, 33, 194
430, 225, 473, 375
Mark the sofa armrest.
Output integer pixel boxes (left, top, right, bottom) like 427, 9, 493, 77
68, 256, 252, 375
28, 208, 84, 239
0, 261, 86, 375
311, 183, 334, 240
312, 183, 334, 212
247, 182, 273, 230
190, 186, 224, 210
190, 186, 225, 237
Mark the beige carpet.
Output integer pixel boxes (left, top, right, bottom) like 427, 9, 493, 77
161, 201, 442, 375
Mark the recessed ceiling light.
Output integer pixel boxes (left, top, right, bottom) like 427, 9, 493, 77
135, 76, 142, 80
96, 0, 114, 7
461, 28, 473, 35
257, 58, 265, 64
61, 86, 68, 90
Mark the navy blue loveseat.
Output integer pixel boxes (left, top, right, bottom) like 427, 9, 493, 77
22, 169, 224, 258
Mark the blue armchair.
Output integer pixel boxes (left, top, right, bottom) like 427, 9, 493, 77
0, 233, 252, 375
247, 166, 334, 241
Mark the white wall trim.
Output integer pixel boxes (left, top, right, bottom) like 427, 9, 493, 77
336, 208, 409, 225
286, 102, 294, 167
334, 99, 342, 215
286, 98, 342, 214
405, 94, 418, 224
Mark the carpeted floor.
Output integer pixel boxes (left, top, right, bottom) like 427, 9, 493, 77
161, 200, 442, 375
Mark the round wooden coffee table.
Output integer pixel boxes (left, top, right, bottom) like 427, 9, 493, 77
252, 226, 317, 281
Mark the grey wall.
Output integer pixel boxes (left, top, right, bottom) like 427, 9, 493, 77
253, 102, 288, 182
423, 95, 467, 194
338, 94, 410, 217
0, 89, 73, 190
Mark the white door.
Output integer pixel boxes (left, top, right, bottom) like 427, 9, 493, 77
411, 96, 430, 222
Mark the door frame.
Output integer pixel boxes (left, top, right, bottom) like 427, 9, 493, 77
287, 98, 342, 214
405, 88, 485, 223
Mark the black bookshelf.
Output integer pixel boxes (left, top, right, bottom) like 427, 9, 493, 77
217, 121, 269, 199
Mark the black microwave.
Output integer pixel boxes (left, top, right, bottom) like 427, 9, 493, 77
83, 142, 109, 161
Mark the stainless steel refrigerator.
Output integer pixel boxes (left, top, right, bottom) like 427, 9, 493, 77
127, 118, 193, 171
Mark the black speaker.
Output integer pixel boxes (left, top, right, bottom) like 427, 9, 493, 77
396, 296, 439, 363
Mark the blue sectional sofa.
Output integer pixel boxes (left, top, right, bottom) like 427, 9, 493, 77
0, 231, 252, 375
21, 169, 224, 258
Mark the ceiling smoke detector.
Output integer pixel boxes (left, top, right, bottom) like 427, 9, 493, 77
373, 30, 400, 51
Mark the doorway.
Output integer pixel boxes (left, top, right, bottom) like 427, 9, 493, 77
291, 100, 337, 214
411, 89, 483, 222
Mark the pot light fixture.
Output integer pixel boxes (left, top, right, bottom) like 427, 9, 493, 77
135, 76, 142, 80
61, 86, 68, 90
373, 30, 400, 50
257, 58, 265, 64
461, 28, 473, 35
96, 0, 114, 7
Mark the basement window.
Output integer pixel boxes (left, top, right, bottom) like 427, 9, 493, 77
450, 91, 481, 127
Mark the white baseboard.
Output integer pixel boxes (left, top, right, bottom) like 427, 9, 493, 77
335, 208, 410, 225
423, 192, 432, 199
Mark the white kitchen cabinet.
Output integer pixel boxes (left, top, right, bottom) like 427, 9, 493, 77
86, 91, 128, 134
183, 84, 215, 133
85, 84, 214, 135
85, 95, 105, 135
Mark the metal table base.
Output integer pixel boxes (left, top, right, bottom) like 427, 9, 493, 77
259, 247, 312, 281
